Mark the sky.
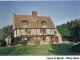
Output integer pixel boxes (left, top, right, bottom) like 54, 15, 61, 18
0, 1, 80, 29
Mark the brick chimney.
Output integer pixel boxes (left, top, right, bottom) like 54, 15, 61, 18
32, 11, 37, 19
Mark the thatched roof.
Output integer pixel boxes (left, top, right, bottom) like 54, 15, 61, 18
13, 11, 56, 29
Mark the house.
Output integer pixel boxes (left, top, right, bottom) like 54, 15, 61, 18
5, 11, 62, 46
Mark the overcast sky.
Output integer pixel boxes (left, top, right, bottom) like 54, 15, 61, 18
0, 1, 80, 28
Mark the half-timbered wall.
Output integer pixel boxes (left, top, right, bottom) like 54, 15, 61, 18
5, 36, 11, 46
14, 28, 61, 37
13, 28, 62, 44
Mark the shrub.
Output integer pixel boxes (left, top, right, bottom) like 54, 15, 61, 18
72, 44, 80, 53
22, 40, 27, 45
34, 40, 40, 44
1, 40, 6, 47
18, 39, 22, 44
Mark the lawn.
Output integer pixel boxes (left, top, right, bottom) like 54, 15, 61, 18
0, 43, 80, 56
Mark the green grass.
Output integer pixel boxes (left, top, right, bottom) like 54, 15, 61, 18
0, 43, 80, 56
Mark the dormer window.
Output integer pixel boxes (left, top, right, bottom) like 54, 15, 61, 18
22, 21, 28, 27
41, 21, 46, 26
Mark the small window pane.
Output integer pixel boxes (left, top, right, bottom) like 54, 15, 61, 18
42, 23, 46, 26
41, 21, 46, 26
22, 21, 28, 26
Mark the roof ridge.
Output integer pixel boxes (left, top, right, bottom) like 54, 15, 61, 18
14, 14, 50, 17
14, 14, 32, 16
38, 16, 50, 17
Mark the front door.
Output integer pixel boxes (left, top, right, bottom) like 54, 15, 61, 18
50, 37, 54, 43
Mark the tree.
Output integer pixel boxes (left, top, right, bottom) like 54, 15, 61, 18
0, 25, 13, 40
69, 20, 80, 42
57, 19, 80, 42
57, 23, 71, 41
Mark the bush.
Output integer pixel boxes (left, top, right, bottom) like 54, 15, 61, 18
22, 40, 27, 45
72, 44, 80, 53
34, 40, 40, 44
1, 40, 6, 47
18, 40, 22, 44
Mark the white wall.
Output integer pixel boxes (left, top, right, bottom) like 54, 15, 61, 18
46, 29, 51, 35
5, 38, 8, 45
31, 29, 34, 35
17, 29, 20, 36
58, 36, 62, 43
20, 29, 25, 35
5, 36, 11, 46
13, 28, 62, 43
14, 29, 26, 37
51, 29, 54, 35
14, 29, 58, 36
37, 29, 40, 35
46, 36, 50, 42
14, 30, 16, 37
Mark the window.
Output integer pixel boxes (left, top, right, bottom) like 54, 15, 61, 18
28, 29, 31, 34
40, 29, 46, 34
41, 21, 46, 26
25, 29, 31, 34
22, 21, 28, 26
43, 36, 46, 42
43, 29, 46, 34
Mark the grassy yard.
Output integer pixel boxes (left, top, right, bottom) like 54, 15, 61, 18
0, 43, 80, 56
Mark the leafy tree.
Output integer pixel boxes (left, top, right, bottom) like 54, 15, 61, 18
57, 23, 71, 41
57, 19, 80, 43
1, 40, 6, 47
69, 20, 80, 42
0, 25, 13, 40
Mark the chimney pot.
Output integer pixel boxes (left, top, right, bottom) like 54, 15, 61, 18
32, 11, 37, 19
